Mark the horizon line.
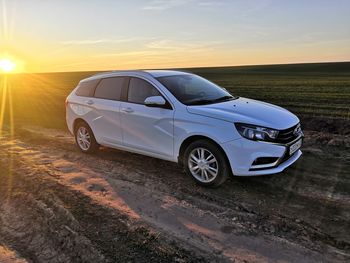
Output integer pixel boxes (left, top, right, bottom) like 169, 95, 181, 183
2, 60, 350, 75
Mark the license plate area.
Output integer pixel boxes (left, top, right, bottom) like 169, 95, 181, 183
289, 139, 302, 155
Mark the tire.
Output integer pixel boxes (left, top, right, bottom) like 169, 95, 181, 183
74, 121, 99, 153
183, 139, 230, 188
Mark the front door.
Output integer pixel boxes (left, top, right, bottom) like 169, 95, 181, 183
120, 77, 174, 158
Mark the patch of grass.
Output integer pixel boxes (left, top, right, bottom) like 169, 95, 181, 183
0, 62, 349, 131
188, 62, 350, 119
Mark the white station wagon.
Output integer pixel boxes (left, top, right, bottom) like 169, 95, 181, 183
66, 70, 303, 187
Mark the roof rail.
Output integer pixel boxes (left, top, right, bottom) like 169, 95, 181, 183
91, 70, 151, 77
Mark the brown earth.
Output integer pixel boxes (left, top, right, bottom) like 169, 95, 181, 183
0, 124, 349, 262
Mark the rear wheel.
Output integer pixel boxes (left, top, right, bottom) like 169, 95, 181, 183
75, 122, 99, 153
183, 140, 230, 187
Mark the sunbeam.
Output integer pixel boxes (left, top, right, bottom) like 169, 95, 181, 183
0, 75, 7, 136
1, 0, 8, 40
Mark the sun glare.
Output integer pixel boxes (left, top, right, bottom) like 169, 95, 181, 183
0, 59, 16, 73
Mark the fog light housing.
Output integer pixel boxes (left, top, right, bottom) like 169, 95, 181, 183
250, 157, 279, 170
252, 157, 279, 165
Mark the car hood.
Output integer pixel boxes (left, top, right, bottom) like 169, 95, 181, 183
187, 97, 299, 130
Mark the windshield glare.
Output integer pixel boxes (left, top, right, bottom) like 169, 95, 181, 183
156, 74, 236, 105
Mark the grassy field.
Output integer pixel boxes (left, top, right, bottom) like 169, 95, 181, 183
0, 62, 349, 131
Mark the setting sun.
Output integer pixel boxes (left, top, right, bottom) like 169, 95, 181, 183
0, 59, 16, 73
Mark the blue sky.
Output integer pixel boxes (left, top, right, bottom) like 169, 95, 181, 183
1, 0, 350, 72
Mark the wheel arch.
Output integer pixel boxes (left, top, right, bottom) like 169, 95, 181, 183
178, 135, 231, 171
73, 118, 91, 134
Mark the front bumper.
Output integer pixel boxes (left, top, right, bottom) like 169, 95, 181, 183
221, 137, 302, 176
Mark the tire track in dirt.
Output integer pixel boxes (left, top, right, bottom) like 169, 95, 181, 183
0, 140, 206, 262
1, 126, 349, 262
18, 127, 350, 248
0, 135, 315, 262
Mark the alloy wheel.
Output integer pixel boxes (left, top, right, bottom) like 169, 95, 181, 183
76, 126, 91, 151
188, 147, 219, 183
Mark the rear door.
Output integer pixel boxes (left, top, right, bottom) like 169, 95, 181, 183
120, 77, 174, 158
90, 77, 128, 145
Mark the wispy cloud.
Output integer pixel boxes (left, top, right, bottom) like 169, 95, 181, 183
92, 39, 225, 61
145, 39, 223, 51
60, 37, 151, 45
197, 1, 227, 8
142, 0, 193, 10
93, 50, 159, 58
146, 39, 199, 50
142, 0, 267, 12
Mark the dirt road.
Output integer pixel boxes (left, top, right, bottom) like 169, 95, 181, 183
0, 126, 349, 262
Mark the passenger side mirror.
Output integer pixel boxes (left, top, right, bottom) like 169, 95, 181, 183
144, 96, 166, 107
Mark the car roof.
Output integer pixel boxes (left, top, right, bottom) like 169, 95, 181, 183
145, 70, 189, 78
81, 70, 189, 82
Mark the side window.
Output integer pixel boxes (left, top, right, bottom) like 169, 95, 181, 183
94, 77, 127, 101
75, 79, 99, 97
128, 78, 161, 104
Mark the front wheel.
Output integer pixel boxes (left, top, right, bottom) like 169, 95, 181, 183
183, 140, 230, 187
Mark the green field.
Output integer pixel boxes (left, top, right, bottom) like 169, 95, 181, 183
1, 62, 349, 130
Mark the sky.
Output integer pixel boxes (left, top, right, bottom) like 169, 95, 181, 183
0, 0, 350, 73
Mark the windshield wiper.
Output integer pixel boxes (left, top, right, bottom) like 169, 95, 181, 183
187, 95, 236, 105
187, 99, 215, 105
212, 95, 236, 103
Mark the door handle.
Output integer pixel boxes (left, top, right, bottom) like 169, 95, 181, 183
86, 100, 94, 105
121, 107, 134, 113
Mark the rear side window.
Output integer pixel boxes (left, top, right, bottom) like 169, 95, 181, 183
75, 79, 99, 97
94, 77, 127, 101
128, 78, 160, 104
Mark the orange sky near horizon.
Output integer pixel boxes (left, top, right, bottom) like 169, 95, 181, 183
1, 0, 350, 73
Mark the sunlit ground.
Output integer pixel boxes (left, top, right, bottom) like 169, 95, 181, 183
0, 70, 94, 199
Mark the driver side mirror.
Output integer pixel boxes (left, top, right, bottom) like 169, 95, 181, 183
144, 96, 166, 107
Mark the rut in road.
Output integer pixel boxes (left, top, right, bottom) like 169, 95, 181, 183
0, 127, 349, 262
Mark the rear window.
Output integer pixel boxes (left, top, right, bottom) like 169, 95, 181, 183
75, 79, 99, 97
94, 77, 127, 101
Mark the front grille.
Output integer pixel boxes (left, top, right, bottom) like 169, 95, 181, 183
275, 124, 300, 144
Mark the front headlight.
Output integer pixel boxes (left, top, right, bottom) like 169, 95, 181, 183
235, 123, 279, 141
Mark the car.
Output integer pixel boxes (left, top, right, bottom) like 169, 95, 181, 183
66, 70, 303, 187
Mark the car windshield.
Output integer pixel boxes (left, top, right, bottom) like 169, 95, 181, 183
156, 74, 238, 105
